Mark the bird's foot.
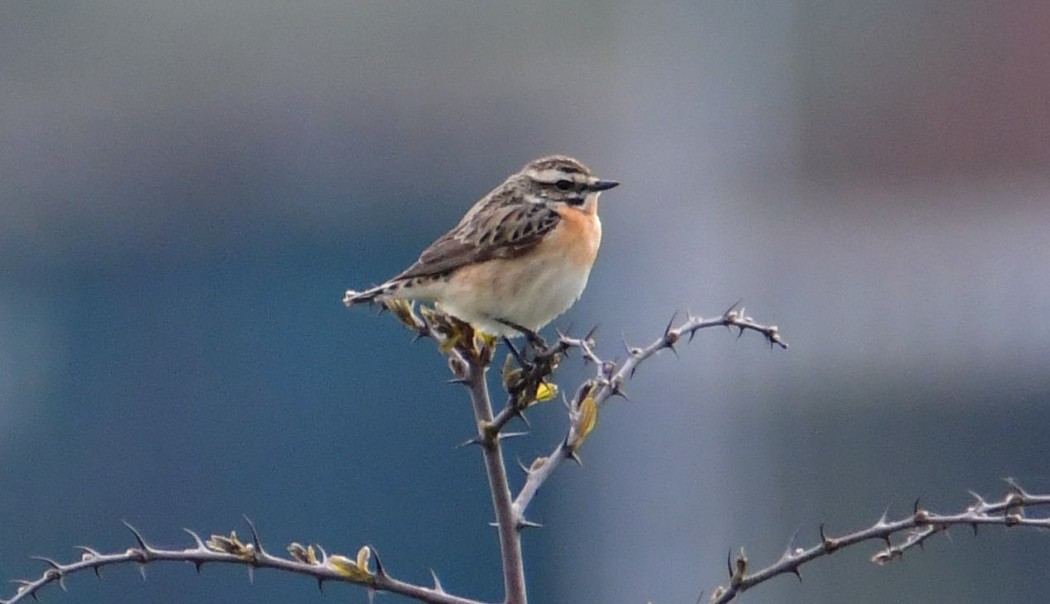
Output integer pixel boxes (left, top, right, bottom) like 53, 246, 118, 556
496, 319, 553, 367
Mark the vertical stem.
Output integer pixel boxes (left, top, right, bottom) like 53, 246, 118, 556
465, 356, 526, 604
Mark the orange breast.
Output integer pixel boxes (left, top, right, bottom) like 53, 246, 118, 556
542, 204, 602, 269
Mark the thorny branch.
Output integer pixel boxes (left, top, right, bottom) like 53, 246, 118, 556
384, 301, 788, 536
708, 480, 1050, 603
512, 306, 786, 517
4, 302, 787, 604
2, 519, 480, 604
10, 483, 1050, 604
12, 299, 1050, 603
455, 349, 527, 603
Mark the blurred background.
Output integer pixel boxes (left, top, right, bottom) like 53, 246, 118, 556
3, 1, 1050, 602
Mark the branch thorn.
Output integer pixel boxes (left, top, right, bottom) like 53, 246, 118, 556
429, 568, 445, 593
877, 504, 891, 526
518, 519, 544, 530
243, 516, 265, 556
723, 298, 743, 317
554, 326, 568, 343
568, 449, 583, 466
30, 557, 61, 572
622, 332, 635, 357
371, 545, 387, 578
584, 324, 599, 343
455, 436, 483, 448
74, 546, 104, 577
182, 528, 207, 550
819, 524, 839, 552
74, 545, 102, 558
511, 407, 532, 429
663, 310, 678, 335
967, 489, 987, 508
780, 529, 801, 562
121, 520, 152, 554
1004, 476, 1030, 499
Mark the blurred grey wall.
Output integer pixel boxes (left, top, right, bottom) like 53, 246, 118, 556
2, 1, 1049, 603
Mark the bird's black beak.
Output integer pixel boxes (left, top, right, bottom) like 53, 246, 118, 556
588, 179, 620, 192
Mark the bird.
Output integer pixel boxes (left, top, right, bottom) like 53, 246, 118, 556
343, 155, 618, 343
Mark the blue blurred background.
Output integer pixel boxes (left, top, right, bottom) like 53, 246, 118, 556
3, 1, 1050, 602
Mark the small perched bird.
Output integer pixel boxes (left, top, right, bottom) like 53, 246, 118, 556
343, 155, 618, 340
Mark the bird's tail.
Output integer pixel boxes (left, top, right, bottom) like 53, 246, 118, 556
342, 283, 391, 308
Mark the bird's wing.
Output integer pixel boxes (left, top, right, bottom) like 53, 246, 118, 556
394, 203, 561, 280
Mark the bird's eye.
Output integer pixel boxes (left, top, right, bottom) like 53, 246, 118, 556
555, 179, 573, 191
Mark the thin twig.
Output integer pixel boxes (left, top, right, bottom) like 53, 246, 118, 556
589, 307, 785, 412
513, 307, 786, 515
2, 521, 484, 604
708, 483, 1050, 603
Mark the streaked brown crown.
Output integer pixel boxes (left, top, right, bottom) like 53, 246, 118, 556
517, 155, 619, 206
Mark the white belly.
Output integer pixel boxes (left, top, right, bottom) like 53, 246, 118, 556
436, 255, 594, 337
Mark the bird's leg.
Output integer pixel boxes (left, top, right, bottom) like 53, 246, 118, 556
496, 318, 548, 367
523, 329, 549, 356
502, 336, 530, 370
